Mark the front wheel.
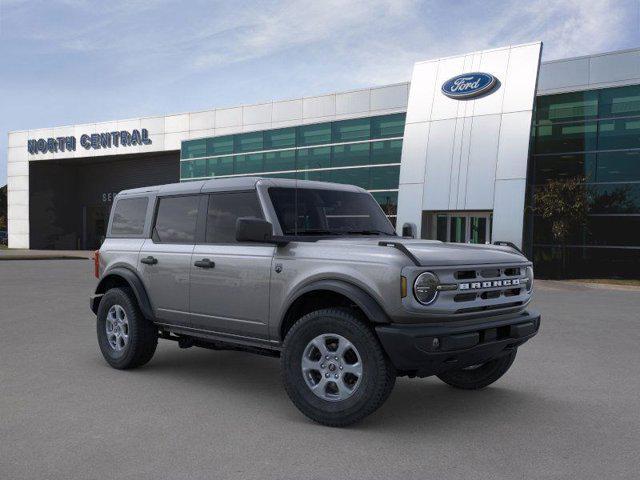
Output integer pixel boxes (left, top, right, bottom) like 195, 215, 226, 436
436, 350, 517, 390
281, 308, 396, 427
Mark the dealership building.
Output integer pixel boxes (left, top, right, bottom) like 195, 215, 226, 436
6, 42, 640, 277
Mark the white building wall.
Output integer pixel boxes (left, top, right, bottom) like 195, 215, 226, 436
7, 83, 409, 249
397, 43, 542, 248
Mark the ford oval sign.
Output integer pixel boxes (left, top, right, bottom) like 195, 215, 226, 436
441, 72, 497, 99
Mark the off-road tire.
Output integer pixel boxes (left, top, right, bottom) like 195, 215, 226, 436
437, 349, 517, 390
96, 287, 158, 369
281, 308, 396, 427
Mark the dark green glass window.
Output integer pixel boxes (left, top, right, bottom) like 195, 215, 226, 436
180, 160, 193, 178
264, 128, 296, 149
595, 151, 640, 182
597, 119, 640, 150
297, 170, 330, 182
206, 136, 233, 156
598, 84, 640, 118
207, 156, 234, 177
332, 143, 370, 168
296, 147, 331, 170
297, 123, 331, 146
181, 139, 206, 159
329, 168, 370, 189
371, 140, 402, 164
264, 150, 296, 172
535, 91, 598, 124
181, 159, 208, 179
262, 172, 297, 180
371, 191, 398, 216
234, 153, 263, 174
332, 118, 370, 142
534, 121, 598, 154
234, 132, 263, 153
532, 153, 597, 183
371, 113, 406, 139
589, 183, 640, 214
369, 166, 400, 190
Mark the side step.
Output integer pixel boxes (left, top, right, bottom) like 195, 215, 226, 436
159, 330, 280, 358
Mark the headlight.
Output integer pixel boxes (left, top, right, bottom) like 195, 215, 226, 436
414, 272, 439, 305
525, 266, 534, 293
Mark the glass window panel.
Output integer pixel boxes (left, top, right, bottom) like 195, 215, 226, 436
264, 150, 296, 172
590, 183, 640, 214
181, 139, 206, 159
297, 123, 331, 146
332, 118, 370, 142
207, 156, 234, 177
180, 160, 194, 179
371, 113, 406, 139
332, 143, 370, 167
206, 136, 233, 156
597, 119, 640, 150
296, 147, 331, 170
263, 172, 297, 180
533, 245, 640, 279
205, 192, 263, 243
111, 197, 148, 236
534, 121, 598, 154
436, 215, 448, 242
297, 170, 330, 182
234, 153, 264, 174
234, 131, 263, 153
595, 151, 640, 182
153, 195, 199, 244
264, 128, 296, 149
532, 153, 597, 183
535, 91, 598, 123
370, 139, 402, 164
329, 168, 369, 189
369, 166, 400, 190
598, 84, 640, 118
371, 191, 398, 216
449, 217, 466, 243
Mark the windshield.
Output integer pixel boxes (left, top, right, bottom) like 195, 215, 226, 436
268, 187, 396, 236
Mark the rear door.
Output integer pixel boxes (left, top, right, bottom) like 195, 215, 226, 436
139, 194, 201, 326
189, 191, 274, 340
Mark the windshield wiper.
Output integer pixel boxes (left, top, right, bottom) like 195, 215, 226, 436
345, 230, 394, 236
284, 229, 342, 236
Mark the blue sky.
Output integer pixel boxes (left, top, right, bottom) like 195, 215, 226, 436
2, 0, 639, 186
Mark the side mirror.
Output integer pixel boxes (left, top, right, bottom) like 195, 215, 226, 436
236, 217, 276, 243
401, 222, 415, 238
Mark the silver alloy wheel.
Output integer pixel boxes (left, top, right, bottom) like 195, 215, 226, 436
105, 304, 129, 352
301, 333, 363, 402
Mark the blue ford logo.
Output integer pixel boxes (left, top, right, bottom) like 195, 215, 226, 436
441, 72, 497, 99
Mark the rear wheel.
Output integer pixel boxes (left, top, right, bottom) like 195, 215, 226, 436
436, 350, 517, 390
96, 287, 158, 369
281, 308, 395, 427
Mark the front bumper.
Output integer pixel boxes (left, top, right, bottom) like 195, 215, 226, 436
375, 310, 540, 377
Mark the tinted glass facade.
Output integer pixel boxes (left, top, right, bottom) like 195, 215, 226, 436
525, 84, 640, 278
180, 113, 404, 225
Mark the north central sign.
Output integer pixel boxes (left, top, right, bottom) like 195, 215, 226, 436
27, 128, 152, 155
441, 72, 497, 99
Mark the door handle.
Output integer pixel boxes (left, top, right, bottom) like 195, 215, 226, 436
140, 256, 158, 265
194, 258, 215, 269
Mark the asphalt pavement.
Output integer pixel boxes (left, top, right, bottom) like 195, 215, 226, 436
1, 260, 639, 479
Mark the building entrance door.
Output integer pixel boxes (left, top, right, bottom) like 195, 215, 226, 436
432, 212, 492, 244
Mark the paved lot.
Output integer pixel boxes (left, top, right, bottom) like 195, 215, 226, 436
1, 260, 639, 480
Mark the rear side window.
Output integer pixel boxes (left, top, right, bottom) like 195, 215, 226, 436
110, 197, 148, 236
153, 195, 200, 244
206, 192, 263, 243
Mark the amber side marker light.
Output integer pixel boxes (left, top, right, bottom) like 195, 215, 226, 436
401, 276, 408, 298
93, 250, 100, 279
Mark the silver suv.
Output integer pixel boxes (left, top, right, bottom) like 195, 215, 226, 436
91, 177, 540, 426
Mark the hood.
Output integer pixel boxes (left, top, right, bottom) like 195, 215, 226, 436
315, 237, 527, 266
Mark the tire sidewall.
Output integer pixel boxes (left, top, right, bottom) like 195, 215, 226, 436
97, 288, 143, 369
282, 309, 392, 422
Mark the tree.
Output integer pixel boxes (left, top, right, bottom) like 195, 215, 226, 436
534, 177, 589, 277
0, 184, 7, 230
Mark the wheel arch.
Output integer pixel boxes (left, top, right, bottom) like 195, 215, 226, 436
92, 267, 154, 320
279, 279, 390, 341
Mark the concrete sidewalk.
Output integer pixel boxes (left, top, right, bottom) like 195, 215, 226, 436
0, 249, 93, 260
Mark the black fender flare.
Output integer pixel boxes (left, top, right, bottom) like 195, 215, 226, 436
91, 267, 154, 320
282, 279, 390, 326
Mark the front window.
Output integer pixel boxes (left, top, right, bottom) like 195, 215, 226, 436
268, 187, 396, 236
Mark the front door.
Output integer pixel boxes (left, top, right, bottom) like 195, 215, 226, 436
433, 212, 492, 244
189, 191, 274, 340
139, 194, 200, 326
